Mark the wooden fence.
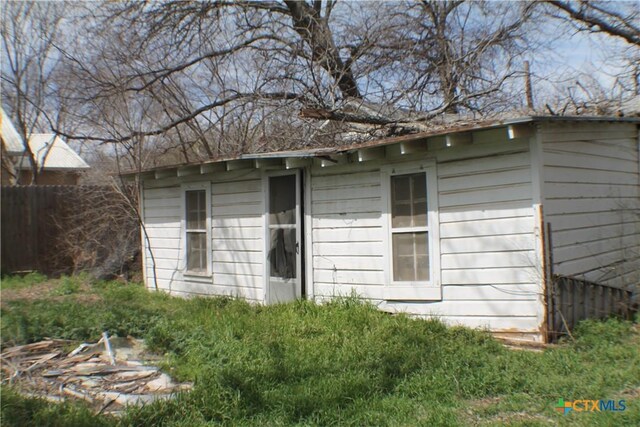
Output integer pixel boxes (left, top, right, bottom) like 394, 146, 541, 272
1, 185, 139, 276
547, 274, 634, 342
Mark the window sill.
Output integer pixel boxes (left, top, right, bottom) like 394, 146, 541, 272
383, 285, 442, 301
183, 272, 212, 280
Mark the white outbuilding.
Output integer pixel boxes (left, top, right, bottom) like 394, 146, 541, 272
125, 116, 639, 343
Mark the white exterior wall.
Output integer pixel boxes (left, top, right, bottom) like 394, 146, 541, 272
142, 170, 265, 301
310, 131, 545, 341
141, 184, 182, 293
137, 119, 639, 343
540, 122, 640, 288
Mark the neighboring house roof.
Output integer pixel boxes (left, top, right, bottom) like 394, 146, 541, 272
2, 107, 90, 171
0, 107, 24, 153
17, 134, 90, 171
121, 114, 640, 178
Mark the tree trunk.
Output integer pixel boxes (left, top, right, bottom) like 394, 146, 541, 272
284, 0, 361, 99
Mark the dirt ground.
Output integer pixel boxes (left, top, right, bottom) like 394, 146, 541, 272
0, 279, 102, 307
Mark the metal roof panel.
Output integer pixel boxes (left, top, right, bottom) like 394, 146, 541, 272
16, 134, 90, 170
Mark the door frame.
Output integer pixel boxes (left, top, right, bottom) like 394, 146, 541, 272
262, 169, 303, 303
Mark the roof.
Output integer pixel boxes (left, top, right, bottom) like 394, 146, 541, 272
17, 134, 90, 171
1, 108, 90, 171
122, 114, 640, 178
0, 107, 24, 153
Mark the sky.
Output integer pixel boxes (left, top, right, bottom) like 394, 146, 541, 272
530, 2, 638, 103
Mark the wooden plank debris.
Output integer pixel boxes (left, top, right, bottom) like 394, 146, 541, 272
25, 352, 60, 373
0, 336, 192, 416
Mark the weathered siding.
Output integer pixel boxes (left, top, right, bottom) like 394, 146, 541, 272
141, 184, 182, 293
310, 134, 544, 340
540, 122, 640, 289
311, 166, 385, 296
142, 170, 264, 301
210, 175, 264, 301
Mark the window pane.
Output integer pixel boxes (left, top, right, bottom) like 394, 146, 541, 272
391, 175, 409, 228
416, 255, 429, 281
186, 190, 206, 230
392, 175, 411, 202
392, 202, 412, 228
391, 173, 427, 228
392, 232, 429, 282
187, 232, 207, 272
414, 232, 429, 281
412, 174, 427, 203
394, 256, 414, 281
392, 233, 413, 281
269, 175, 296, 225
393, 233, 414, 256
412, 201, 427, 227
269, 228, 296, 279
412, 174, 427, 227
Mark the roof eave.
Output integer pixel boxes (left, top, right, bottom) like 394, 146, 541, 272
120, 115, 640, 179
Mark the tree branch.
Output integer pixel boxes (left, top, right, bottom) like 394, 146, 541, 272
299, 107, 396, 126
547, 1, 640, 46
54, 92, 302, 144
124, 35, 288, 92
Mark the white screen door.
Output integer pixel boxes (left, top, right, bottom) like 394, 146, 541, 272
266, 171, 302, 303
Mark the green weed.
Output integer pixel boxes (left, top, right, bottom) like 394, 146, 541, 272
0, 387, 112, 427
1, 275, 638, 426
53, 276, 82, 295
0, 272, 47, 290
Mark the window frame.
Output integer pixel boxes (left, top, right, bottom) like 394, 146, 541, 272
181, 182, 212, 277
381, 160, 442, 301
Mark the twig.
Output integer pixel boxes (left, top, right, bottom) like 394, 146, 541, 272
558, 310, 576, 343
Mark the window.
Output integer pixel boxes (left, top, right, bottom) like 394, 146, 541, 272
391, 173, 429, 281
183, 184, 210, 275
382, 162, 441, 300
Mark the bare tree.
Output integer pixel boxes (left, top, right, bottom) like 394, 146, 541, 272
9, 0, 630, 169
363, 1, 538, 115
0, 1, 73, 184
49, 0, 541, 161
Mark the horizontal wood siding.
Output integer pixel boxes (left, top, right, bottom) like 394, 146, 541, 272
211, 175, 264, 301
142, 171, 264, 301
310, 137, 542, 339
142, 186, 181, 285
310, 164, 386, 293
541, 122, 640, 289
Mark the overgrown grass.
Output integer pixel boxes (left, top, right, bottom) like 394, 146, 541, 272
1, 276, 638, 426
1, 388, 110, 427
0, 272, 47, 290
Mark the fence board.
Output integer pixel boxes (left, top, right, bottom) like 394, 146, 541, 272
547, 274, 633, 342
1, 185, 139, 276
